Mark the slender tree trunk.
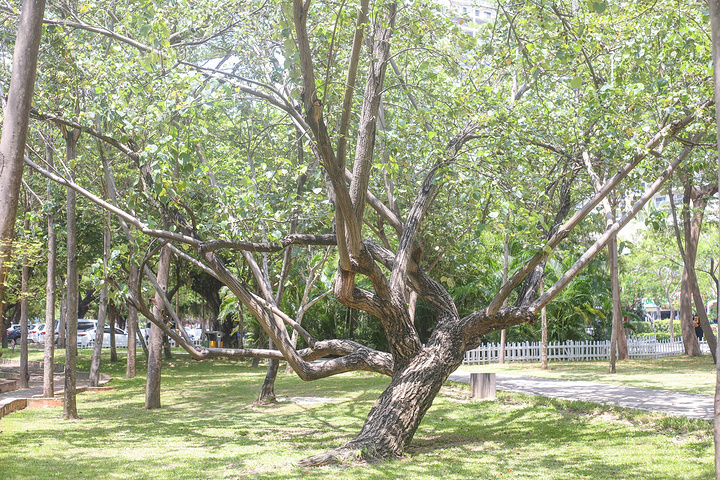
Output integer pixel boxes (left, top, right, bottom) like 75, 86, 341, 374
126, 266, 139, 379
499, 232, 509, 363
609, 236, 624, 373
63, 129, 80, 420
44, 144, 56, 397
146, 246, 171, 409
681, 272, 703, 355
109, 305, 117, 362
616, 314, 628, 359
0, 0, 47, 317
707, 0, 720, 473
674, 177, 715, 356
258, 345, 279, 404
538, 272, 549, 369
666, 298, 676, 342
690, 272, 718, 363
98, 136, 140, 374
57, 292, 66, 348
89, 211, 110, 386
237, 305, 244, 349
162, 333, 172, 359
609, 236, 619, 373
19, 219, 30, 389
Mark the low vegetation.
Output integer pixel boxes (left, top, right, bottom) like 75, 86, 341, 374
0, 350, 713, 479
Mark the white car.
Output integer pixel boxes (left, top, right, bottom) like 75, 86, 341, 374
77, 320, 98, 348
28, 323, 44, 343
99, 326, 130, 348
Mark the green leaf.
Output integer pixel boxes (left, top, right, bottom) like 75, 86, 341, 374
570, 76, 583, 89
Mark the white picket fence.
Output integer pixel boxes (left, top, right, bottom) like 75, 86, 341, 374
462, 337, 710, 364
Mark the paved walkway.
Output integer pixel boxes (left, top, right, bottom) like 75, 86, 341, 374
0, 360, 111, 416
448, 370, 714, 421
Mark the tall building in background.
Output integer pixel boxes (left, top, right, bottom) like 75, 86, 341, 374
437, 0, 497, 35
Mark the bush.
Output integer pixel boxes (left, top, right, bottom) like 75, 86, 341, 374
626, 319, 682, 340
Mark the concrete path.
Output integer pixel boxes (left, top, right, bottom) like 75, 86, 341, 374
448, 370, 714, 421
0, 360, 112, 418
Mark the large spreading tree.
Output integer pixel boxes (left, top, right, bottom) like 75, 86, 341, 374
3, 0, 716, 465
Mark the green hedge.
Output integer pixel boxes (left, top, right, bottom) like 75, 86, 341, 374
626, 320, 683, 341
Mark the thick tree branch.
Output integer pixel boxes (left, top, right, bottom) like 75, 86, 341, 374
292, 0, 362, 266
348, 3, 396, 226
25, 155, 202, 247
485, 104, 708, 316
31, 109, 139, 161
530, 131, 705, 314
336, 0, 370, 168
200, 234, 337, 252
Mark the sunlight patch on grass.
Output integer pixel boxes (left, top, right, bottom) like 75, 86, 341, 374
0, 350, 714, 479
462, 355, 717, 394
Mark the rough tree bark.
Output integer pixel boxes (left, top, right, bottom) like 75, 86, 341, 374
709, 1, 720, 476
0, 0, 46, 318
671, 177, 717, 357
145, 245, 171, 409
63, 127, 80, 420
44, 142, 56, 397
18, 212, 30, 389
89, 210, 110, 386
26, 112, 704, 462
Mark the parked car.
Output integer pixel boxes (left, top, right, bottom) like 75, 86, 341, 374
76, 321, 139, 349
99, 325, 131, 348
77, 320, 98, 348
5, 323, 39, 342
7, 328, 21, 343
39, 321, 60, 343
28, 323, 44, 343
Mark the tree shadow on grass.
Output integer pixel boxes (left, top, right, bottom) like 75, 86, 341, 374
0, 366, 391, 479
397, 392, 713, 480
2, 357, 712, 480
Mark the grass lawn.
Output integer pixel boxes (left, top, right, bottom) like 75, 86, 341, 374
461, 356, 718, 395
0, 348, 714, 479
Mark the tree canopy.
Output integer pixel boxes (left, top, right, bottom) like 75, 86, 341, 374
0, 0, 717, 465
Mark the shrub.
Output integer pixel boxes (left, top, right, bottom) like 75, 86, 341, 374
626, 320, 682, 340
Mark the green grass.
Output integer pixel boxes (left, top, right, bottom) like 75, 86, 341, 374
461, 356, 718, 395
0, 348, 715, 479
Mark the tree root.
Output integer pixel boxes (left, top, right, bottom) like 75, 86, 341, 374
253, 395, 277, 406
297, 443, 400, 467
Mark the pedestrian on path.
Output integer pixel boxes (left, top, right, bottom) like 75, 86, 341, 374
693, 313, 704, 341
